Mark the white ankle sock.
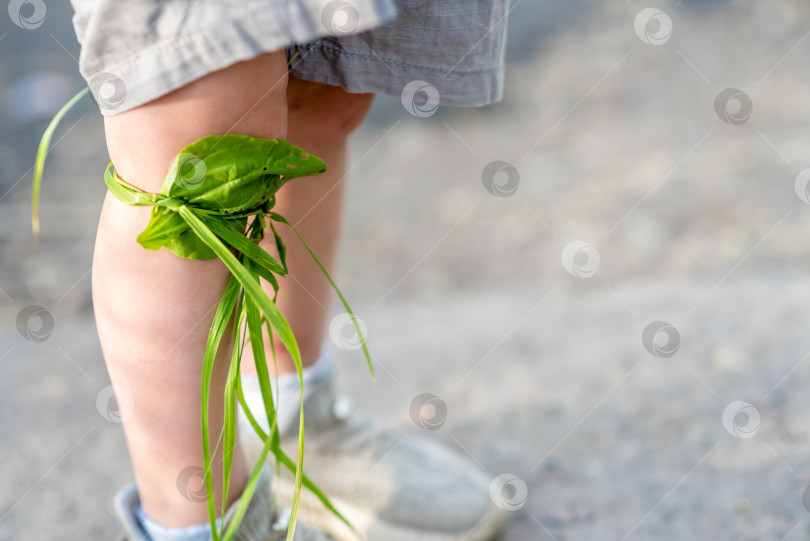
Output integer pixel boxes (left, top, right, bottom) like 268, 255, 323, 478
238, 346, 334, 435
136, 504, 221, 541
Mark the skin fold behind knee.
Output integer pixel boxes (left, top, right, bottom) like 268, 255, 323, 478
239, 78, 375, 374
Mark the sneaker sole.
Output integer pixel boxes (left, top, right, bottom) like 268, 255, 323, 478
274, 476, 510, 541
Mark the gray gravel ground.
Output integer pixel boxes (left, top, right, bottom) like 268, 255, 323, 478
3, 0, 810, 539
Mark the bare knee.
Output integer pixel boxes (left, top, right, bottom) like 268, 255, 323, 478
104, 51, 290, 192
286, 74, 373, 145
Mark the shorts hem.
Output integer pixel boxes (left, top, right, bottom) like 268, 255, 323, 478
288, 42, 505, 107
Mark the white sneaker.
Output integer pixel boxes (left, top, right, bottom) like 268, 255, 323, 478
239, 364, 509, 541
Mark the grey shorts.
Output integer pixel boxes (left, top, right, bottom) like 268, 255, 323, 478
69, 0, 510, 116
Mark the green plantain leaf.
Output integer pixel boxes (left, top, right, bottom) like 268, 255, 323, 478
136, 207, 194, 250
130, 135, 326, 259
162, 135, 327, 212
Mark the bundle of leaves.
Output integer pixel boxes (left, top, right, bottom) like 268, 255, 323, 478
33, 89, 372, 541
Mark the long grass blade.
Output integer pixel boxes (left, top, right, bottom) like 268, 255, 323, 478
201, 275, 241, 539
180, 207, 301, 366
103, 165, 166, 206
32, 87, 89, 242
235, 385, 360, 538
269, 220, 287, 273
178, 205, 306, 539
244, 258, 305, 541
219, 320, 243, 538
270, 213, 374, 380
244, 280, 278, 434
200, 213, 287, 276
221, 417, 276, 541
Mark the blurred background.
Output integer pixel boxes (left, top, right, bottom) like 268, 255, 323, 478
4, 0, 810, 539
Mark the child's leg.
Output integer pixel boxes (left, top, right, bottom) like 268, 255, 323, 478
241, 75, 374, 375
93, 51, 288, 527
